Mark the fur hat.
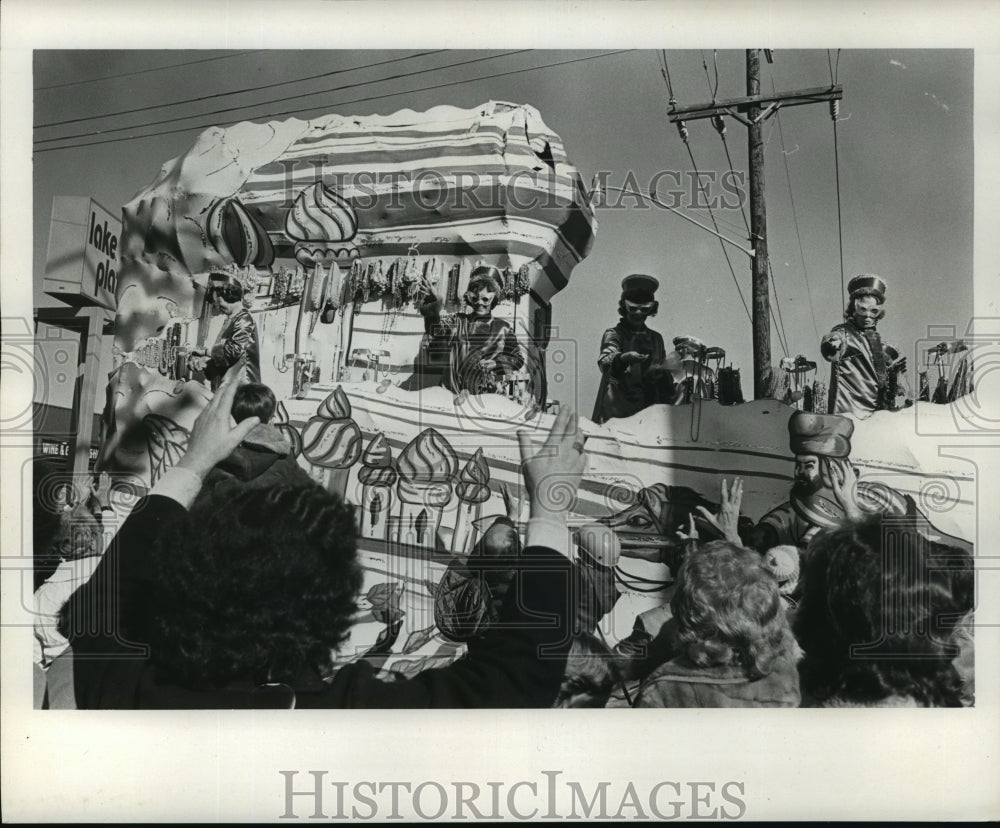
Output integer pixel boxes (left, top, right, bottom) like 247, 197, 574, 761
788, 410, 854, 458
848, 273, 887, 303
468, 264, 503, 294
621, 273, 659, 302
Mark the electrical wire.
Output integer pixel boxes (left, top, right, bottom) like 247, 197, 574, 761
700, 50, 715, 98
771, 76, 822, 345
679, 134, 753, 324
36, 50, 527, 144
715, 125, 752, 237
831, 99, 847, 302
659, 50, 676, 103
35, 51, 257, 91
36, 50, 447, 129
767, 260, 791, 357
661, 52, 753, 323
34, 49, 632, 154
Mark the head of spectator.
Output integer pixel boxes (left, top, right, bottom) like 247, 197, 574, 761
793, 517, 973, 707
670, 541, 795, 681
232, 383, 277, 425
553, 633, 621, 708
147, 483, 363, 687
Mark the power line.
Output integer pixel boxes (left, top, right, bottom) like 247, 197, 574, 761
699, 50, 715, 98
36, 50, 527, 144
35, 50, 633, 155
709, 108, 789, 355
658, 50, 676, 103
36, 50, 447, 129
771, 76, 822, 345
767, 260, 792, 357
35, 51, 257, 91
677, 126, 753, 325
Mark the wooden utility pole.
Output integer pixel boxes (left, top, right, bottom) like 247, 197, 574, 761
667, 50, 842, 399
746, 49, 770, 399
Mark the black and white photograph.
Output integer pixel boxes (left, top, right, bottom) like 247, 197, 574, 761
2, 0, 999, 822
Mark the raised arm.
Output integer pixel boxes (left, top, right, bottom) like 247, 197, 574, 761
820, 326, 848, 362
598, 327, 648, 378
65, 363, 260, 674
326, 407, 588, 708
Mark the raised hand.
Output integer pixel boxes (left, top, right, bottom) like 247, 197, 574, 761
88, 471, 113, 510
175, 360, 260, 479
826, 458, 868, 523
695, 477, 744, 545
675, 513, 698, 542
500, 483, 518, 522
516, 406, 587, 521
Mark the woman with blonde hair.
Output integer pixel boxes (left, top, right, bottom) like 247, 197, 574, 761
636, 541, 801, 708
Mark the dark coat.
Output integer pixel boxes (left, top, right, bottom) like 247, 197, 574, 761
636, 630, 802, 708
66, 495, 575, 709
201, 424, 314, 497
592, 321, 673, 424
204, 309, 261, 390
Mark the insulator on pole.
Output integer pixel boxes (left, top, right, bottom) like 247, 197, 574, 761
830, 99, 840, 121
677, 120, 690, 143
711, 114, 726, 135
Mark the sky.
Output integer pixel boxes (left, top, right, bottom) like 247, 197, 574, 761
5, 3, 1000, 822
28, 47, 973, 414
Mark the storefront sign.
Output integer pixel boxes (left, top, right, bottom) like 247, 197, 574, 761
43, 196, 121, 310
39, 439, 100, 462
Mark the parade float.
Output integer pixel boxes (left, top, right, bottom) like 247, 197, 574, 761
98, 101, 977, 673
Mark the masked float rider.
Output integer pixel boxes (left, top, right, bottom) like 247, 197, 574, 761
419, 265, 524, 395
821, 274, 910, 417
592, 274, 675, 424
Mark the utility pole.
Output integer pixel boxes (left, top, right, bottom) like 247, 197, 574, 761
667, 50, 842, 399
747, 49, 770, 400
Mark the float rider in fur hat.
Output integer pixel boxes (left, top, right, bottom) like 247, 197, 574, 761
820, 274, 910, 417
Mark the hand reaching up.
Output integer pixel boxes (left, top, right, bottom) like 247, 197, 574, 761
827, 458, 869, 524
695, 477, 744, 545
516, 407, 587, 522
175, 360, 260, 479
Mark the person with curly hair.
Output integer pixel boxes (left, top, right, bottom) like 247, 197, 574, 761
552, 633, 624, 709
64, 362, 588, 709
635, 541, 802, 708
793, 517, 973, 708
